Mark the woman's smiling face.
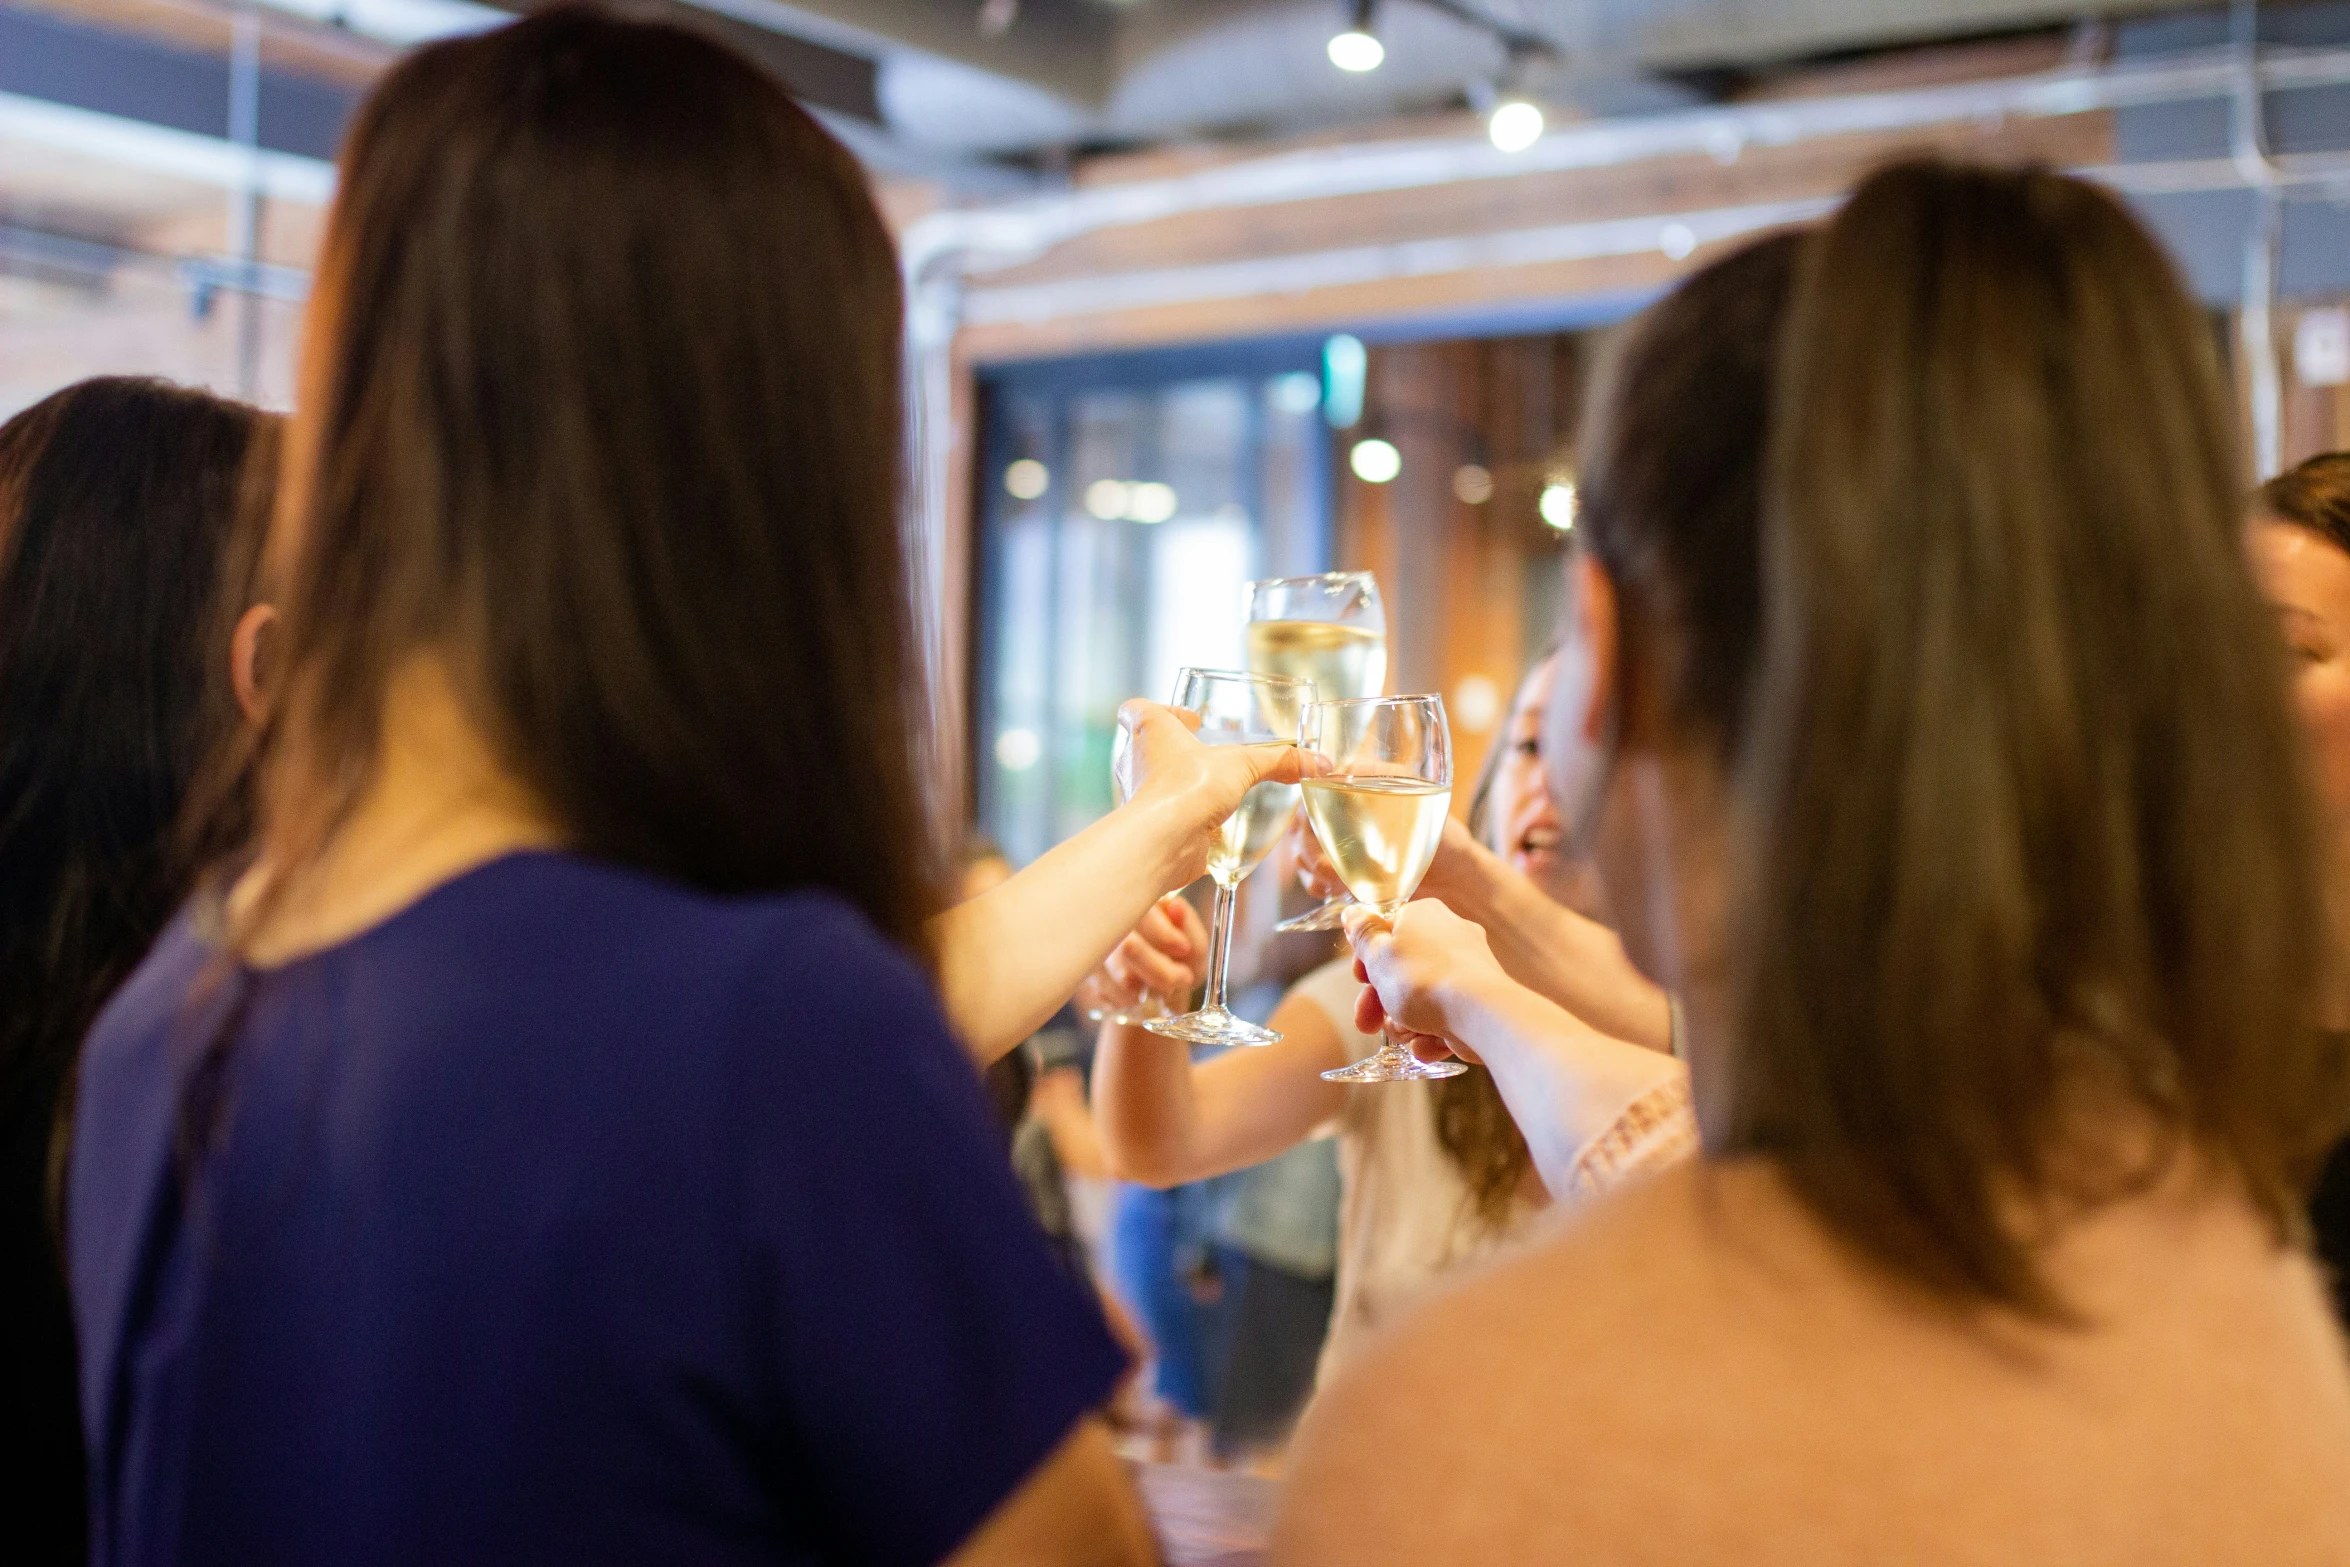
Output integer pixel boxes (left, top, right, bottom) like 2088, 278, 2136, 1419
1490, 654, 1567, 889
2248, 517, 2350, 832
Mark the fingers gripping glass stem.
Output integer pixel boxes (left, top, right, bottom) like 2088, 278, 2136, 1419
1142, 667, 1306, 1049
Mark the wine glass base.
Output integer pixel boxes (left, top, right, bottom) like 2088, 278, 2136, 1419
1144, 1007, 1282, 1049
1321, 1050, 1467, 1083
1274, 899, 1357, 934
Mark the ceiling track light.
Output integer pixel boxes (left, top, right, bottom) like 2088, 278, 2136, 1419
1328, 0, 1384, 72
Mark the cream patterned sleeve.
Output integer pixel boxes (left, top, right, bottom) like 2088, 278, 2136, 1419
1561, 1073, 1700, 1201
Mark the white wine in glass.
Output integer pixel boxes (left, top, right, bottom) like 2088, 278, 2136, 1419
1244, 572, 1387, 934
1299, 694, 1463, 1083
1144, 668, 1309, 1050
1206, 744, 1303, 885
1299, 776, 1449, 915
1243, 619, 1387, 712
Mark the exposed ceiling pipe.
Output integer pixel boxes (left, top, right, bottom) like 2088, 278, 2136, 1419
901, 41, 2350, 283
2232, 0, 2286, 480
0, 90, 337, 203
953, 150, 2350, 328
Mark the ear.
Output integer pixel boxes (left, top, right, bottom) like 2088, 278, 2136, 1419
1570, 551, 1621, 745
230, 602, 279, 724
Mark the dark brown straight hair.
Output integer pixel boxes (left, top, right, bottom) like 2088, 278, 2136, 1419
227, 5, 935, 953
2258, 451, 2350, 558
1433, 653, 1558, 1227
0, 378, 273, 1559
1735, 159, 2343, 1314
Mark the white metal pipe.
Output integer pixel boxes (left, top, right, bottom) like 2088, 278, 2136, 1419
903, 41, 2350, 281
955, 151, 2350, 328
229, 7, 265, 397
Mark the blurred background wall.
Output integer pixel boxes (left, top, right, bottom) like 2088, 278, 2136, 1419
13, 0, 2350, 848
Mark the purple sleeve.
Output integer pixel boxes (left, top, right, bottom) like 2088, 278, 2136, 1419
738, 904, 1129, 1567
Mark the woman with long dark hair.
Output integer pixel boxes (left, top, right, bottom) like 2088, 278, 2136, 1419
1280, 166, 2350, 1561
0, 377, 275, 1565
66, 10, 1290, 1564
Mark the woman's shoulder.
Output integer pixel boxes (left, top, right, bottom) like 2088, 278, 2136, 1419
362, 850, 936, 1012
1280, 1159, 1891, 1561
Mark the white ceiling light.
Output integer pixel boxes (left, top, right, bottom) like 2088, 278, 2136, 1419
1351, 438, 1402, 484
1004, 458, 1050, 499
1328, 30, 1384, 72
1086, 479, 1132, 520
1539, 478, 1578, 531
1488, 98, 1545, 153
1328, 0, 1383, 73
1126, 482, 1179, 523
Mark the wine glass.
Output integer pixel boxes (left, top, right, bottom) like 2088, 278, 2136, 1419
1089, 713, 1177, 1026
1142, 667, 1310, 1049
1298, 694, 1463, 1082
1243, 572, 1387, 933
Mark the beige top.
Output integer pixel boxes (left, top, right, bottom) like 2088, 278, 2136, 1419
1294, 960, 1696, 1384
1277, 1153, 2350, 1565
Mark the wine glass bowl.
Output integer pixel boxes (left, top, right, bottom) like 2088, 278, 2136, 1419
1244, 572, 1388, 934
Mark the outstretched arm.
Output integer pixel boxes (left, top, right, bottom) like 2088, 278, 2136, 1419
1083, 897, 1350, 1185
1345, 902, 1689, 1198
1289, 815, 1671, 1052
934, 703, 1310, 1065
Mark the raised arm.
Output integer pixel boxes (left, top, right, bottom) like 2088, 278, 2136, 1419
1345, 901, 1690, 1199
934, 703, 1310, 1065
1290, 814, 1672, 1052
1083, 898, 1350, 1185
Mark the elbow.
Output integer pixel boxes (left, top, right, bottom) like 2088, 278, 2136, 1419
1097, 1129, 1188, 1189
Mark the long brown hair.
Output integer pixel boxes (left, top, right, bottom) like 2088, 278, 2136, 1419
228, 5, 935, 953
1431, 656, 1555, 1226
2258, 451, 2350, 557
0, 379, 273, 1134
1736, 160, 2341, 1314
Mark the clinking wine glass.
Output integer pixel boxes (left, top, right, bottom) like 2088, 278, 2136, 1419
1090, 704, 1179, 1026
1299, 694, 1463, 1083
1243, 572, 1388, 934
1141, 667, 1310, 1050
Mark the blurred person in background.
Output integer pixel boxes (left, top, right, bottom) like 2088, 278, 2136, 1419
66, 11, 1302, 1565
2244, 451, 2350, 1322
0, 378, 277, 1566
1089, 650, 1676, 1407
1282, 165, 2350, 1563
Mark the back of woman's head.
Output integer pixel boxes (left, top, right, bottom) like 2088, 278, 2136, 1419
0, 377, 270, 1087
1740, 158, 2337, 1313
259, 5, 930, 947
1575, 231, 1801, 751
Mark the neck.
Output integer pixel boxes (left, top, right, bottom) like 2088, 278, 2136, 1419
236, 654, 564, 966
1613, 741, 1735, 1141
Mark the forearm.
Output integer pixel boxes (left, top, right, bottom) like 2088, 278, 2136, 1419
1425, 842, 1671, 1051
931, 797, 1200, 1064
1440, 969, 1686, 1200
1090, 1021, 1211, 1186
1092, 1007, 1341, 1185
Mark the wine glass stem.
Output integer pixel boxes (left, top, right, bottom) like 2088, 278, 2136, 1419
1201, 878, 1239, 1014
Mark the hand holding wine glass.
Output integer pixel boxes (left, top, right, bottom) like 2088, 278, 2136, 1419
1111, 697, 1314, 894
1077, 895, 1209, 1025
1299, 693, 1462, 1081
1142, 668, 1311, 1049
1341, 899, 1509, 1066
